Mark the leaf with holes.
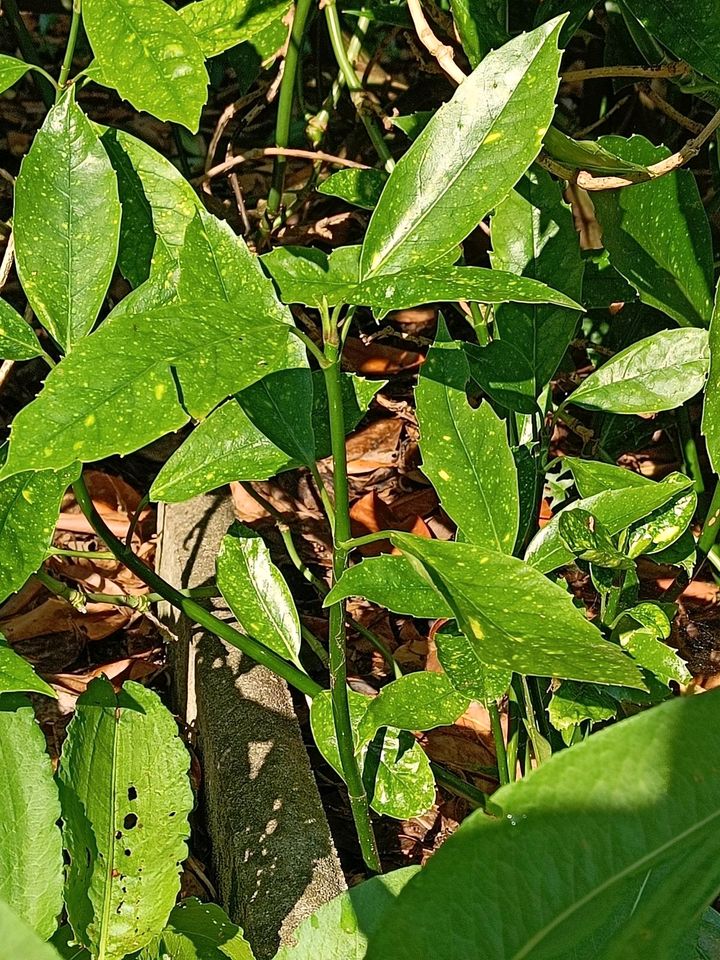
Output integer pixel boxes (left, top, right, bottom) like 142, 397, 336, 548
14, 91, 120, 351
360, 18, 565, 277
59, 678, 193, 958
217, 523, 302, 667
0, 693, 63, 940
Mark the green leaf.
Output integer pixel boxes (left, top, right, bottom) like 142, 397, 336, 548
324, 554, 450, 618
568, 328, 709, 414
261, 245, 360, 307
464, 339, 538, 414
49, 927, 91, 960
623, 0, 720, 83
434, 623, 511, 703
0, 464, 79, 602
565, 456, 649, 498
416, 332, 519, 551
449, 0, 507, 66
310, 689, 436, 819
276, 868, 419, 959
59, 678, 193, 958
612, 603, 691, 687
542, 126, 649, 175
548, 680, 618, 739
0, 693, 63, 940
366, 690, 720, 960
138, 899, 255, 960
0, 899, 64, 960
2, 304, 291, 476
84, 0, 209, 131
526, 473, 693, 573
558, 508, 632, 569
14, 92, 121, 351
359, 18, 565, 278
626, 484, 696, 558
239, 368, 315, 466
592, 135, 714, 328
180, 0, 292, 58
703, 282, 720, 473
391, 533, 643, 687
0, 54, 31, 93
0, 634, 56, 697
317, 168, 388, 210
217, 523, 302, 667
0, 299, 43, 360
490, 165, 584, 393
151, 371, 380, 502
357, 673, 469, 747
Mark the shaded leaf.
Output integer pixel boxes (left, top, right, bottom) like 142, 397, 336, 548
0, 899, 64, 960
465, 339, 538, 414
138, 899, 255, 960
548, 680, 618, 739
0, 299, 43, 360
450, 0, 506, 65
180, 0, 292, 58
239, 368, 315, 466
0, 634, 56, 698
434, 623, 511, 703
623, 0, 720, 83
702, 282, 720, 473
317, 168, 388, 210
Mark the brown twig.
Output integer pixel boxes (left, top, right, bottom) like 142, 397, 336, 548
199, 147, 370, 183
0, 232, 14, 291
637, 81, 703, 134
406, 0, 466, 85
561, 61, 690, 83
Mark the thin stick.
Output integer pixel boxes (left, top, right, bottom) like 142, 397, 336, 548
561, 61, 689, 83
0, 232, 14, 290
488, 701, 509, 786
406, 0, 466, 85
201, 147, 369, 183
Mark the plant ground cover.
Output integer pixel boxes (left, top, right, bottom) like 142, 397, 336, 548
2, 0, 720, 957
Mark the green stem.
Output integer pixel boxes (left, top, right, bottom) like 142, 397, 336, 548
699, 478, 720, 555
301, 624, 329, 665
3, 0, 55, 106
46, 547, 117, 560
676, 406, 704, 493
323, 342, 381, 873
488, 701, 509, 786
431, 763, 487, 809
469, 302, 490, 345
71, 476, 321, 699
348, 615, 402, 679
267, 0, 316, 219
324, 0, 394, 171
38, 568, 219, 610
58, 0, 82, 90
520, 675, 547, 766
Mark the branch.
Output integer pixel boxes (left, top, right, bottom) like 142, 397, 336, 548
406, 0, 467, 85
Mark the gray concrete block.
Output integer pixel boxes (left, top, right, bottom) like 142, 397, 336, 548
157, 494, 345, 959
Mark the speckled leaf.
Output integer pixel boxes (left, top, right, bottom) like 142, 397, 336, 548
310, 689, 436, 819
558, 508, 632, 569
569, 328, 709, 414
261, 245, 360, 307
0, 693, 63, 940
626, 484, 696, 557
0, 635, 55, 697
526, 473, 693, 574
623, 0, 720, 83
357, 673, 469, 747
180, 0, 291, 57
366, 690, 720, 960
592, 135, 714, 328
137, 899, 255, 960
0, 299, 43, 360
542, 126, 649, 175
317, 168, 388, 210
0, 55, 31, 93
276, 869, 418, 960
416, 333, 519, 551
0, 464, 79, 602
217, 523, 302, 666
239, 368, 315, 466
0, 899, 64, 960
151, 371, 379, 502
84, 0, 208, 131
434, 623, 511, 703
565, 456, 649, 498
613, 603, 691, 687
324, 555, 450, 619
465, 338, 538, 414
2, 304, 290, 476
14, 92, 120, 351
548, 680, 618, 738
702, 282, 720, 473
59, 678, 193, 958
360, 19, 564, 278
391, 533, 643, 686
450, 0, 506, 66
490, 165, 584, 393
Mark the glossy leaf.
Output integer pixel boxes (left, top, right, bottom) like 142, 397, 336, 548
702, 282, 720, 473
366, 690, 720, 960
84, 0, 208, 131
613, 603, 691, 687
526, 473, 693, 573
0, 693, 63, 940
465, 339, 538, 414
261, 245, 360, 307
623, 0, 720, 83
310, 689, 436, 819
2, 304, 291, 476
359, 18, 565, 278
0, 299, 43, 360
324, 554, 450, 619
434, 623, 511, 703
357, 673, 469, 746
558, 508, 632, 569
542, 126, 649, 175
180, 0, 292, 58
490, 165, 584, 393
317, 168, 388, 209
568, 328, 709, 414
0, 464, 79, 602
626, 485, 696, 558
548, 680, 618, 739
565, 456, 649, 498
59, 678, 193, 958
0, 635, 55, 698
217, 524, 302, 667
276, 868, 419, 960
0, 899, 64, 960
449, 0, 506, 65
416, 332, 519, 551
0, 54, 31, 93
14, 92, 121, 351
391, 533, 643, 687
138, 899, 255, 960
592, 135, 714, 328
